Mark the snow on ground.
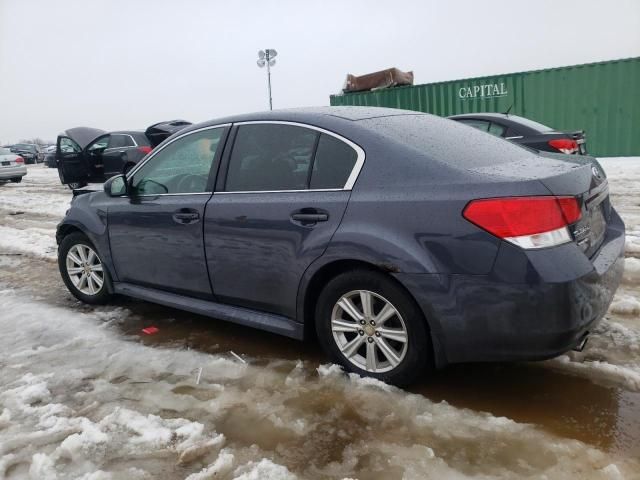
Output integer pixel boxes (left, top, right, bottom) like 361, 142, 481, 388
0, 290, 638, 479
1, 160, 640, 478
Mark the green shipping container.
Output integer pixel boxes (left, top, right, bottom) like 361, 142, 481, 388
330, 57, 640, 157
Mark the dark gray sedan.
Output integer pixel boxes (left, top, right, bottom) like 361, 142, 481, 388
55, 107, 624, 386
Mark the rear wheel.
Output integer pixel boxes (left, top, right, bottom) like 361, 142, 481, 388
10, 177, 22, 183
58, 233, 112, 304
315, 270, 430, 386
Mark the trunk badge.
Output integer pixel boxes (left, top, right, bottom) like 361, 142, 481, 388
591, 165, 602, 180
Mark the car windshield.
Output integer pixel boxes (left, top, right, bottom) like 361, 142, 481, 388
508, 115, 554, 132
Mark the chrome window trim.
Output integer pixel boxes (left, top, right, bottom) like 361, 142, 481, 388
226, 120, 366, 192
214, 188, 344, 195
125, 123, 231, 185
505, 135, 524, 140
127, 192, 213, 198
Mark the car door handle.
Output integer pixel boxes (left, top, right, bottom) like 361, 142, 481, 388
290, 209, 329, 225
172, 210, 200, 224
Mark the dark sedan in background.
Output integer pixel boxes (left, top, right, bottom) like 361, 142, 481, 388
449, 113, 587, 155
56, 120, 191, 189
56, 107, 624, 386
10, 143, 42, 164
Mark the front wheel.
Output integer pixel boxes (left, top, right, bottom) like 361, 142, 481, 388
10, 177, 22, 183
58, 233, 112, 304
315, 270, 431, 386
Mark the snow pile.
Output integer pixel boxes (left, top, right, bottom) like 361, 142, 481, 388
1, 289, 638, 478
0, 165, 71, 218
622, 257, 640, 285
0, 225, 58, 260
610, 294, 640, 316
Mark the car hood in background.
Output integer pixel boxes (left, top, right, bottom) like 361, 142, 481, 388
145, 120, 192, 147
63, 127, 107, 149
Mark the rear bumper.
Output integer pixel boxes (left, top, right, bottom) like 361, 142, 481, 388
0, 165, 27, 179
395, 208, 625, 367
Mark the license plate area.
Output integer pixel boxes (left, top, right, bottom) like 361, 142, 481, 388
1, 161, 10, 166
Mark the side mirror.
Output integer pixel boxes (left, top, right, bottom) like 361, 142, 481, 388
104, 174, 128, 197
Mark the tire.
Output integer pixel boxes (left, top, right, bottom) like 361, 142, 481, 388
315, 269, 431, 386
58, 232, 112, 305
10, 177, 22, 183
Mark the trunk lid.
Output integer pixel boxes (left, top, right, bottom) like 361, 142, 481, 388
144, 120, 192, 147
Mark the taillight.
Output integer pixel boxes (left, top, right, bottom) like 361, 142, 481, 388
15, 156, 24, 163
548, 138, 578, 154
138, 146, 152, 155
463, 196, 582, 249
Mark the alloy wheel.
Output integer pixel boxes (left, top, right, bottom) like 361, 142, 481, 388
331, 289, 408, 373
65, 244, 104, 295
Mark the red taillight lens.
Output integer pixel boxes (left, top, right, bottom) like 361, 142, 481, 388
138, 146, 152, 155
548, 138, 578, 154
15, 156, 24, 163
463, 196, 582, 238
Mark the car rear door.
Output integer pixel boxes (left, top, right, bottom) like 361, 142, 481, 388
102, 133, 135, 177
108, 125, 229, 298
204, 122, 364, 319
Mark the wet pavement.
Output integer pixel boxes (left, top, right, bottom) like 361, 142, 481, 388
1, 163, 640, 479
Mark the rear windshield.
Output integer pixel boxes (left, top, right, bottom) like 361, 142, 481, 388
359, 114, 534, 168
133, 133, 151, 146
0, 148, 11, 155
508, 115, 554, 132
12, 144, 37, 152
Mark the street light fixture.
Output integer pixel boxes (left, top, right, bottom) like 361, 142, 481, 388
257, 49, 277, 110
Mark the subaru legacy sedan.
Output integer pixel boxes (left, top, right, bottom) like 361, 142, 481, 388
56, 107, 624, 386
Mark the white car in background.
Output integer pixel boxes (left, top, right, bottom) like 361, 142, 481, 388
0, 147, 27, 183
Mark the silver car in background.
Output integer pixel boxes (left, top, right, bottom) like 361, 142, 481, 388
0, 147, 27, 183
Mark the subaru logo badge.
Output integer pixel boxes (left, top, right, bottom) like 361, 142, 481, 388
591, 165, 602, 180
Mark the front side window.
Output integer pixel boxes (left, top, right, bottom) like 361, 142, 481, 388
87, 136, 109, 152
130, 127, 224, 195
225, 124, 317, 192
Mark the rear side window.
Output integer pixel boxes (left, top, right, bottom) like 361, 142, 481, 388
458, 119, 490, 132
310, 134, 358, 189
108, 135, 134, 149
488, 122, 507, 137
225, 124, 317, 192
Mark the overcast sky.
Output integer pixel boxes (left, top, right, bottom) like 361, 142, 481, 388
0, 0, 638, 143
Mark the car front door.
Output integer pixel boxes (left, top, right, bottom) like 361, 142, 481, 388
204, 122, 364, 318
108, 125, 228, 298
57, 136, 87, 184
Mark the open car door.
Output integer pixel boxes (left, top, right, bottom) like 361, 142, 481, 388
145, 120, 192, 147
56, 127, 106, 186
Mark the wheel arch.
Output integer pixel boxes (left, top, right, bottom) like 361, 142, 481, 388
298, 258, 439, 364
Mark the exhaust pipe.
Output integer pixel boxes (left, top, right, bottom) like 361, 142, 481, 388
573, 332, 589, 352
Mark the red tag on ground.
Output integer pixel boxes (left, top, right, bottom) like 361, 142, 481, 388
142, 326, 159, 335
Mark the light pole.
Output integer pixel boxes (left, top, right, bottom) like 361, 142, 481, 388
257, 49, 277, 110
